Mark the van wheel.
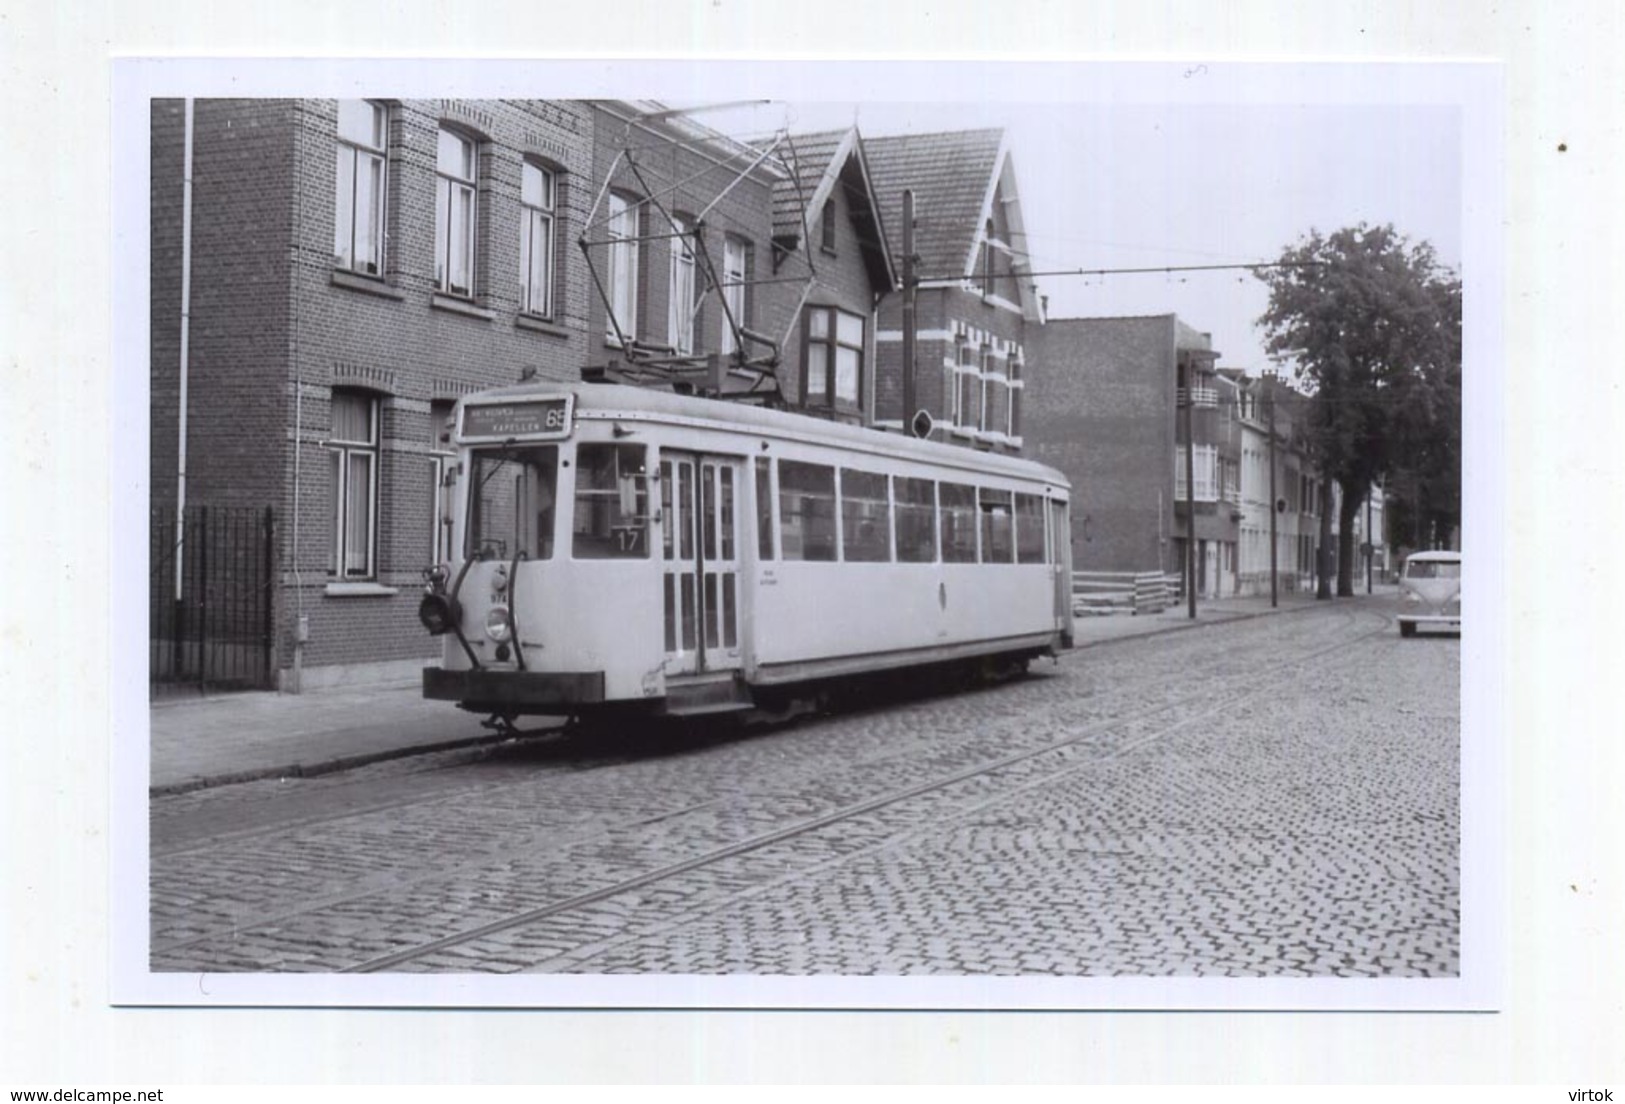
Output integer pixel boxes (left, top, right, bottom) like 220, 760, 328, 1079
1399, 622, 1415, 638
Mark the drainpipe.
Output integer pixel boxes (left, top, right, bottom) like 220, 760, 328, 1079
174, 99, 195, 606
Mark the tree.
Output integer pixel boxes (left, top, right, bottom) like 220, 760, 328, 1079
1255, 224, 1462, 597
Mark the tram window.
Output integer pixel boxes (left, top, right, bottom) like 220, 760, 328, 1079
778, 460, 837, 562
466, 445, 557, 561
894, 476, 937, 563
573, 443, 650, 559
841, 469, 891, 562
979, 489, 1014, 563
939, 482, 978, 563
1015, 493, 1046, 564
754, 458, 774, 560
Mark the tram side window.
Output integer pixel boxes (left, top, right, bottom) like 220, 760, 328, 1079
840, 469, 891, 562
754, 458, 774, 560
894, 477, 937, 563
778, 460, 837, 562
573, 443, 650, 559
979, 489, 1015, 563
1015, 493, 1047, 564
467, 445, 558, 561
939, 482, 978, 563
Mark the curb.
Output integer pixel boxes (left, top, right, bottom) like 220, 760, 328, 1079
148, 725, 562, 798
1064, 596, 1330, 654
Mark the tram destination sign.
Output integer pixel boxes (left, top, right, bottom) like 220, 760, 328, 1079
460, 396, 573, 441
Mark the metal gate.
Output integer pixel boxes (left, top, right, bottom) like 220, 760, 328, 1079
149, 505, 277, 695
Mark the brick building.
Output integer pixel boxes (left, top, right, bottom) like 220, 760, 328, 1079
1024, 314, 1244, 596
863, 129, 1043, 450
150, 99, 908, 692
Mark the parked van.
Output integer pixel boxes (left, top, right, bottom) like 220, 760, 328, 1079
1398, 550, 1461, 637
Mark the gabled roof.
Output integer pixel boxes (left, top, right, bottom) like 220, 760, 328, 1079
770, 127, 897, 292
861, 128, 1005, 279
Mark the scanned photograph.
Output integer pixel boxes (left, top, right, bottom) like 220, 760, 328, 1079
128, 64, 1482, 1005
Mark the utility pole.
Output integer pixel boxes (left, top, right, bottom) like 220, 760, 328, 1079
1267, 382, 1278, 609
902, 189, 918, 435
1183, 377, 1196, 620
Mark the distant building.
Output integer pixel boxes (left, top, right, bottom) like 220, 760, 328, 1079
1024, 314, 1241, 596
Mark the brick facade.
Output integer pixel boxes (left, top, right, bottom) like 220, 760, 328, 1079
153, 97, 602, 688
1023, 314, 1245, 597
151, 99, 910, 690
1024, 315, 1178, 575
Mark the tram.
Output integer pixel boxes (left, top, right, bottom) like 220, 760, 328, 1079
418, 379, 1074, 729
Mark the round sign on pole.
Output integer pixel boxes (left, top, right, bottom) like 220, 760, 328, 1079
911, 409, 933, 438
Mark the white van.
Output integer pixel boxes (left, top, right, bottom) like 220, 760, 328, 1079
1398, 550, 1461, 637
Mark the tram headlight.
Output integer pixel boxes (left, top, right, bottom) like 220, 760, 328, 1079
485, 606, 513, 643
418, 593, 461, 636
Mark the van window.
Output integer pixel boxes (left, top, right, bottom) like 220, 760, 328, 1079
1405, 558, 1461, 580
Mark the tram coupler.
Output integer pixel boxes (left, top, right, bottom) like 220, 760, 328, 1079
481, 712, 527, 740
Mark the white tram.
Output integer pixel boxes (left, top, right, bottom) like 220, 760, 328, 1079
419, 380, 1074, 726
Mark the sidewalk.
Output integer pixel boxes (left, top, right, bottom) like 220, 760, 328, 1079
148, 587, 1390, 795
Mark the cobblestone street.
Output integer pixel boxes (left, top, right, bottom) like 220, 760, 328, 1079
149, 597, 1459, 978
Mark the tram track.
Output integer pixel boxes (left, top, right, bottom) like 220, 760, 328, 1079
151, 598, 1381, 861
150, 604, 1392, 972
339, 606, 1392, 973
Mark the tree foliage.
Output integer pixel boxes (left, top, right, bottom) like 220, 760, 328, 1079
1255, 224, 1462, 595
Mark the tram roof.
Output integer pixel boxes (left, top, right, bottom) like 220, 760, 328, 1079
462, 380, 1071, 490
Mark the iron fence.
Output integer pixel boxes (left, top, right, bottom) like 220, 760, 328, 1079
150, 505, 277, 696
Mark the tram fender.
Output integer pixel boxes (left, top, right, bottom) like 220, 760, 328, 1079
423, 667, 606, 706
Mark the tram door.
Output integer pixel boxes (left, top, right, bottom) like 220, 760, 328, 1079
659, 452, 743, 677
1050, 499, 1072, 630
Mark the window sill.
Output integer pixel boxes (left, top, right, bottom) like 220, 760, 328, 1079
431, 293, 495, 322
331, 270, 405, 301
516, 314, 571, 339
325, 582, 400, 598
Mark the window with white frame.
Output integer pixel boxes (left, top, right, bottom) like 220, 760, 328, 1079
605, 193, 638, 342
720, 235, 749, 356
519, 161, 556, 317
1008, 357, 1023, 438
983, 352, 1011, 437
434, 128, 478, 297
803, 305, 864, 409
329, 391, 380, 579
1173, 444, 1220, 501
668, 215, 696, 355
333, 100, 387, 276
944, 341, 968, 427
959, 346, 982, 431
977, 345, 993, 432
